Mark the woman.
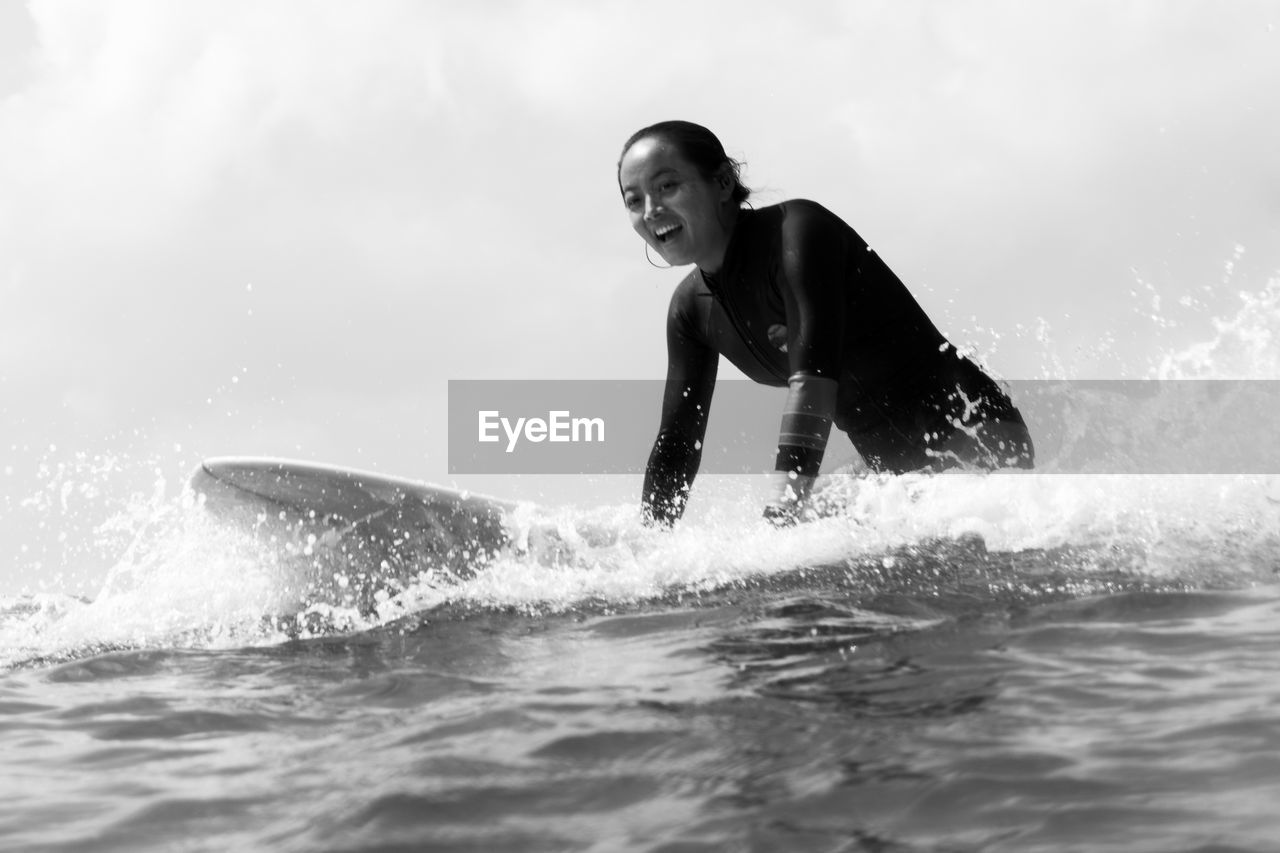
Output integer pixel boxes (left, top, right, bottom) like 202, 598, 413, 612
618, 121, 1034, 526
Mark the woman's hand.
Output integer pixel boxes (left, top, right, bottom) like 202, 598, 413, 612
762, 470, 817, 527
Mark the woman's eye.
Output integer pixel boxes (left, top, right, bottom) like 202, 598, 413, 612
659, 181, 678, 192
624, 196, 640, 210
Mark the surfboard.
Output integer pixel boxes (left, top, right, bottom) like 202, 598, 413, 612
192, 457, 514, 528
190, 458, 516, 613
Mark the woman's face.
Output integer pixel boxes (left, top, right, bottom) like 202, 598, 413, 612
618, 136, 734, 271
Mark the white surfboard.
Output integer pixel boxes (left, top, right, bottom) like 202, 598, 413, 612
190, 457, 516, 614
192, 457, 513, 527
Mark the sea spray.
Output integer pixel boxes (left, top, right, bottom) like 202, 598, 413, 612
5, 272, 1280, 667
1156, 274, 1280, 380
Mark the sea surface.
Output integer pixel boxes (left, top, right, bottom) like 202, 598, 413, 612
3, 467, 1280, 853
4, 282, 1280, 852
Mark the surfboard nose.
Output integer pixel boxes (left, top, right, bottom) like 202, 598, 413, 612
192, 457, 392, 522
190, 457, 514, 532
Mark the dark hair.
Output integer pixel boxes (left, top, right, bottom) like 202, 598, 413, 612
617, 120, 751, 206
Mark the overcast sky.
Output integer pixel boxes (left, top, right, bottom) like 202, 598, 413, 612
2, 1, 1278, 591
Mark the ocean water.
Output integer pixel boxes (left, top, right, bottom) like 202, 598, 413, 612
4, 281, 1280, 852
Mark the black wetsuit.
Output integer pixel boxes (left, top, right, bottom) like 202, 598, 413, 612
642, 199, 1030, 524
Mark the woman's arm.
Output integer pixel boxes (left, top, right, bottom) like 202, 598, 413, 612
764, 202, 850, 522
641, 283, 718, 526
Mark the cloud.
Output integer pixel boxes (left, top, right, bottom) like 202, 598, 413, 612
3, 1, 453, 241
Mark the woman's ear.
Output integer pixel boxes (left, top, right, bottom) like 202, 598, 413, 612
715, 164, 734, 202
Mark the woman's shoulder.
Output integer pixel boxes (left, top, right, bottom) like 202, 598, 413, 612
779, 198, 847, 227
750, 197, 835, 215
750, 198, 847, 231
754, 199, 858, 247
779, 197, 833, 215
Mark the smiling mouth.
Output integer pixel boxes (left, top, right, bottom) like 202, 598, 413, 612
654, 223, 683, 243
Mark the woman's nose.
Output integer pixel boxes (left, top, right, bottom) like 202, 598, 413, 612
643, 195, 662, 219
